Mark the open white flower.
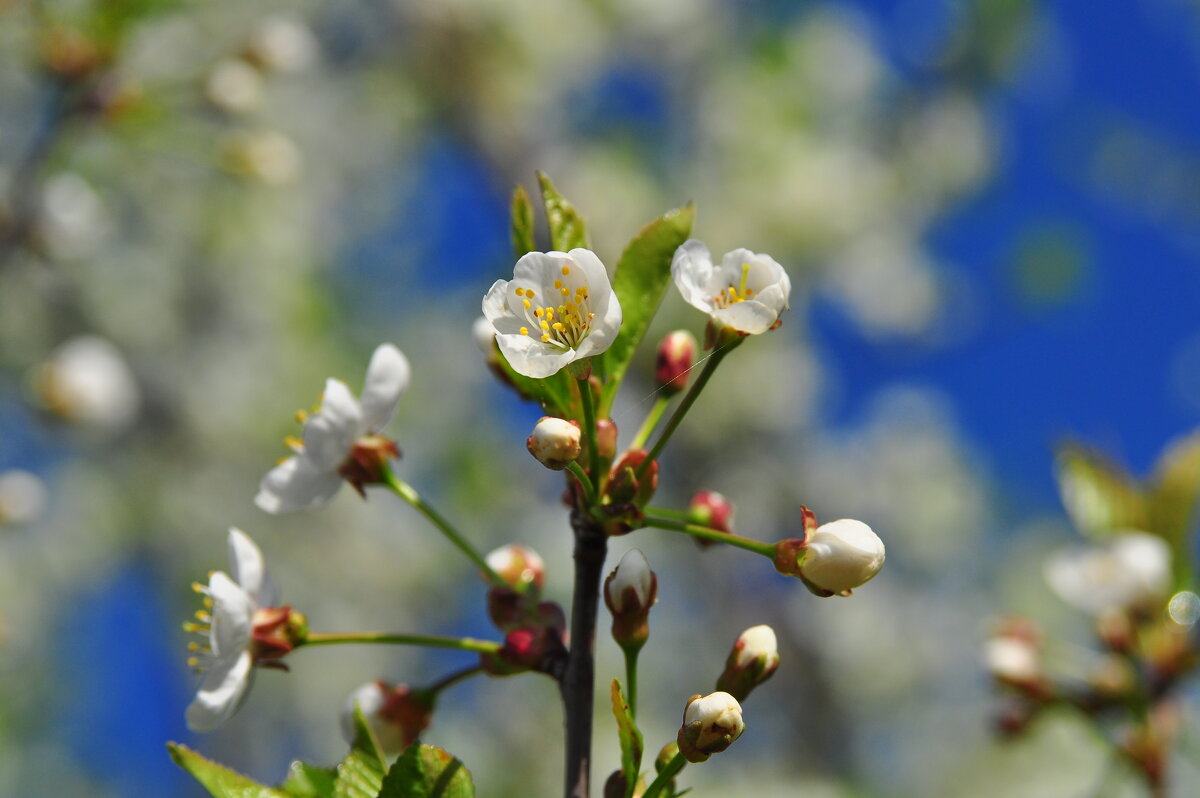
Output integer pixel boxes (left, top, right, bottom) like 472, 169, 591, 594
1044, 531, 1171, 615
799, 518, 885, 594
185, 528, 280, 732
482, 249, 622, 378
256, 343, 410, 513
671, 239, 791, 335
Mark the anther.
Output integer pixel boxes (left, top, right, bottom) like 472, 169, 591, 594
294, 409, 309, 423
520, 326, 529, 335
562, 265, 571, 275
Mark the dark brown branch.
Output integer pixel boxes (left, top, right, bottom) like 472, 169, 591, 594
558, 508, 608, 798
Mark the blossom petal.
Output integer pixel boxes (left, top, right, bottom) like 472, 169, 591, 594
671, 239, 717, 312
208, 571, 254, 658
712, 301, 779, 335
303, 379, 361, 469
482, 280, 524, 335
494, 333, 578, 379
360, 344, 410, 433
185, 650, 253, 732
227, 528, 273, 606
255, 455, 343, 513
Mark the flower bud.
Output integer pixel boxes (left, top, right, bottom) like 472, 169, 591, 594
605, 449, 658, 509
656, 330, 698, 395
603, 769, 645, 798
340, 681, 434, 755
485, 544, 545, 593
688, 491, 734, 547
780, 518, 885, 596
594, 419, 618, 462
716, 625, 780, 701
677, 691, 744, 763
604, 549, 657, 650
984, 618, 1052, 701
527, 416, 582, 470
481, 625, 567, 676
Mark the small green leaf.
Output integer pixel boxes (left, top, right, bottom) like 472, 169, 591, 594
510, 183, 536, 258
379, 744, 475, 798
599, 204, 696, 412
280, 761, 338, 797
610, 680, 643, 798
1149, 428, 1200, 585
1054, 443, 1146, 541
333, 706, 387, 798
167, 742, 289, 798
536, 171, 589, 252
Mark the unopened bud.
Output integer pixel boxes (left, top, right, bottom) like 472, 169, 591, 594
677, 691, 744, 763
688, 491, 734, 547
472, 316, 499, 360
340, 681, 434, 755
594, 419, 618, 461
603, 769, 645, 798
656, 330, 698, 395
605, 549, 657, 650
482, 626, 566, 676
716, 625, 780, 701
984, 618, 1052, 701
776, 518, 885, 596
527, 417, 582, 470
606, 449, 658, 509
485, 544, 545, 593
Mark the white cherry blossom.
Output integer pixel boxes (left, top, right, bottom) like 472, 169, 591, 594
671, 239, 790, 335
482, 249, 622, 378
1044, 531, 1171, 615
185, 528, 279, 732
256, 343, 410, 513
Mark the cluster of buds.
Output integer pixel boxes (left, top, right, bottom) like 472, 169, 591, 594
480, 544, 566, 676
773, 507, 886, 595
340, 681, 435, 755
600, 449, 658, 534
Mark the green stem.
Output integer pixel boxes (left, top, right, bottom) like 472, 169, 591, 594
577, 370, 601, 485
428, 665, 484, 695
624, 647, 640, 719
303, 632, 501, 654
630, 397, 671, 450
642, 752, 686, 798
567, 460, 597, 508
644, 505, 691, 521
636, 348, 731, 481
642, 516, 775, 558
381, 464, 505, 588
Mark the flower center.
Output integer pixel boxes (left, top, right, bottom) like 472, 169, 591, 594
514, 265, 597, 350
711, 263, 755, 309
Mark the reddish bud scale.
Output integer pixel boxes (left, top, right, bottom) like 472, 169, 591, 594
377, 683, 436, 750
249, 606, 307, 665
338, 435, 400, 496
482, 625, 567, 676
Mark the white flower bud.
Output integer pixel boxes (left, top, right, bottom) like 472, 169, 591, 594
604, 548, 656, 615
472, 315, 498, 357
799, 518, 885, 594
984, 637, 1040, 684
526, 416, 581, 470
340, 681, 433, 755
485, 543, 545, 592
734, 625, 778, 670
678, 691, 744, 763
204, 58, 263, 114
34, 335, 140, 433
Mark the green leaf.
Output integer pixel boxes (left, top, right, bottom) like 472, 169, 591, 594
610, 680, 643, 798
1053, 442, 1146, 541
333, 706, 387, 798
1149, 428, 1200, 585
490, 345, 575, 416
598, 203, 696, 412
167, 742, 289, 798
536, 171, 589, 252
510, 183, 536, 258
379, 744, 474, 798
280, 761, 338, 798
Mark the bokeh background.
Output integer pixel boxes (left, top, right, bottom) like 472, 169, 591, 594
2, 0, 1199, 796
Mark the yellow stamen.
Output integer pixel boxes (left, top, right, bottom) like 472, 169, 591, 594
540, 321, 550, 331
191, 581, 205, 593
519, 326, 529, 335
553, 322, 565, 332
562, 265, 570, 275
187, 656, 199, 668
284, 435, 303, 450
534, 308, 543, 317
294, 409, 309, 423
554, 279, 563, 289
523, 299, 531, 309
541, 333, 551, 342
194, 610, 211, 622
560, 287, 569, 296
739, 263, 750, 298
515, 287, 525, 297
